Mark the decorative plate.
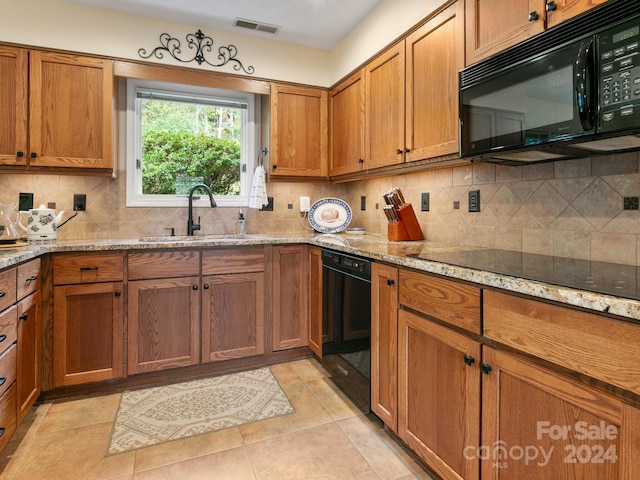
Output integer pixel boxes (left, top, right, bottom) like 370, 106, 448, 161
308, 198, 352, 233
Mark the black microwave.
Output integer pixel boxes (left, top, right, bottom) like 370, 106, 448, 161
459, 0, 640, 164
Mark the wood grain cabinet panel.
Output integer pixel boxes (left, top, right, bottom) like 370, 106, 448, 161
371, 263, 398, 432
53, 252, 123, 285
128, 277, 200, 374
398, 309, 480, 480
0, 307, 17, 352
546, 0, 609, 28
17, 290, 40, 423
53, 282, 124, 387
128, 250, 199, 280
481, 347, 638, 479
272, 245, 309, 351
0, 385, 16, 452
329, 70, 365, 176
202, 247, 264, 274
307, 247, 322, 358
0, 269, 17, 312
270, 83, 328, 178
0, 345, 17, 399
0, 46, 28, 166
202, 272, 265, 362
17, 258, 40, 300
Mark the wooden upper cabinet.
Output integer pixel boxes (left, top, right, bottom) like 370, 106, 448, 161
29, 51, 114, 171
0, 46, 28, 166
270, 83, 328, 178
546, 0, 609, 28
466, 0, 547, 64
365, 42, 406, 170
405, 0, 464, 161
466, 0, 608, 64
329, 69, 365, 176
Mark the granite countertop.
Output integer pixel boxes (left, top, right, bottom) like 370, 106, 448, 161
2, 233, 640, 322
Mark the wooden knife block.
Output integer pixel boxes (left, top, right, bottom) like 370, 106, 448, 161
387, 203, 424, 241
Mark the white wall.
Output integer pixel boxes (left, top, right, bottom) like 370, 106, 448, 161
1, 0, 443, 87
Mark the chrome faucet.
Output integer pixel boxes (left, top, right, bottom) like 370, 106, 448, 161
187, 184, 216, 235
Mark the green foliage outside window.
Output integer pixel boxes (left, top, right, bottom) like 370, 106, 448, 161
140, 99, 242, 195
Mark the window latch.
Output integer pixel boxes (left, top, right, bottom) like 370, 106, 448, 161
136, 158, 141, 170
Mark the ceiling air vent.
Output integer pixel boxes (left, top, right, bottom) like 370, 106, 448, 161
234, 18, 280, 35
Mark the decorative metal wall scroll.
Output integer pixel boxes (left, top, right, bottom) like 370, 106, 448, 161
138, 29, 255, 74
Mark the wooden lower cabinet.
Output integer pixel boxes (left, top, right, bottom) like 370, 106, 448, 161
127, 277, 200, 374
53, 282, 124, 386
202, 272, 265, 362
480, 347, 640, 479
307, 247, 322, 357
272, 245, 309, 351
371, 262, 398, 432
398, 308, 480, 480
16, 290, 40, 422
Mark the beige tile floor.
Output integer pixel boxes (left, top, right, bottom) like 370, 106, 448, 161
0, 359, 438, 480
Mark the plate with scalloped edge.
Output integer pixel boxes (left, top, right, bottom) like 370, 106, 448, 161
308, 198, 352, 233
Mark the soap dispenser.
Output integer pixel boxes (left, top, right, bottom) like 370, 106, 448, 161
238, 210, 246, 237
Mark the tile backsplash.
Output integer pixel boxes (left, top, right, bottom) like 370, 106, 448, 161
2, 151, 640, 265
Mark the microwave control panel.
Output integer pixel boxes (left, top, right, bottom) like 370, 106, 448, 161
598, 19, 640, 132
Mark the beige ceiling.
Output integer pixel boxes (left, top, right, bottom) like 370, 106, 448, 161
65, 0, 384, 50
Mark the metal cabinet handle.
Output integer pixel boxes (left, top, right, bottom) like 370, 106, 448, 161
114, 291, 122, 297
528, 11, 539, 21
480, 363, 492, 375
192, 285, 199, 291
0, 292, 4, 298
25, 275, 38, 282
19, 313, 28, 321
30, 152, 37, 158
80, 266, 99, 271
464, 354, 475, 366
358, 158, 364, 164
17, 151, 24, 158
396, 148, 403, 154
0, 428, 5, 438
546, 1, 557, 12
0, 335, 6, 343
203, 284, 210, 290
386, 278, 395, 286
272, 164, 278, 170
0, 378, 6, 387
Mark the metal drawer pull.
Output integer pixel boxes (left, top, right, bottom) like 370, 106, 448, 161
0, 378, 6, 387
0, 428, 4, 437
463, 354, 475, 366
25, 275, 38, 282
80, 267, 99, 271
19, 313, 28, 321
0, 292, 4, 298
0, 335, 6, 343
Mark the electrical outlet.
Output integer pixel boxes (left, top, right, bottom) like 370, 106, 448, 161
624, 196, 639, 210
360, 196, 366, 211
421, 192, 430, 212
19, 192, 33, 211
73, 194, 86, 211
299, 196, 310, 212
260, 197, 274, 211
469, 189, 480, 212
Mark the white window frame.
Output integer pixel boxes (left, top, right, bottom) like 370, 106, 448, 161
125, 78, 259, 208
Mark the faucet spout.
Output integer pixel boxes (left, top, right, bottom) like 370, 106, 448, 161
187, 184, 217, 236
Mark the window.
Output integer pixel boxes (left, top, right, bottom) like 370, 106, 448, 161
126, 78, 258, 207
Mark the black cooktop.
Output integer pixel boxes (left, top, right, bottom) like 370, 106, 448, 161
408, 249, 640, 301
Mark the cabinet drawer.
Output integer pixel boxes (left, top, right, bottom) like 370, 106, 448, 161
128, 250, 200, 280
0, 307, 17, 354
54, 253, 124, 285
202, 247, 265, 274
17, 258, 40, 300
399, 270, 481, 334
0, 383, 16, 452
0, 269, 16, 312
484, 290, 640, 395
0, 345, 16, 399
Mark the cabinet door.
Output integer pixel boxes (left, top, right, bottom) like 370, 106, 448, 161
481, 348, 639, 479
398, 309, 480, 480
272, 245, 309, 351
202, 272, 265, 362
29, 51, 113, 170
0, 46, 27, 166
466, 0, 546, 65
405, 0, 464, 162
371, 263, 398, 432
53, 282, 124, 387
307, 247, 322, 357
329, 70, 365, 176
270, 83, 328, 178
365, 42, 405, 169
17, 291, 40, 423
546, 0, 609, 28
128, 277, 200, 374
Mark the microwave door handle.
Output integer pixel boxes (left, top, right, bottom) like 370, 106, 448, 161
575, 39, 595, 131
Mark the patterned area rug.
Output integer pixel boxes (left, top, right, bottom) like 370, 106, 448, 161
107, 367, 294, 455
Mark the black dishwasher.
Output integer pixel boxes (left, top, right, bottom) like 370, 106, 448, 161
321, 249, 371, 413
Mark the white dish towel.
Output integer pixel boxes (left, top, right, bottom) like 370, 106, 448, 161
249, 164, 268, 209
